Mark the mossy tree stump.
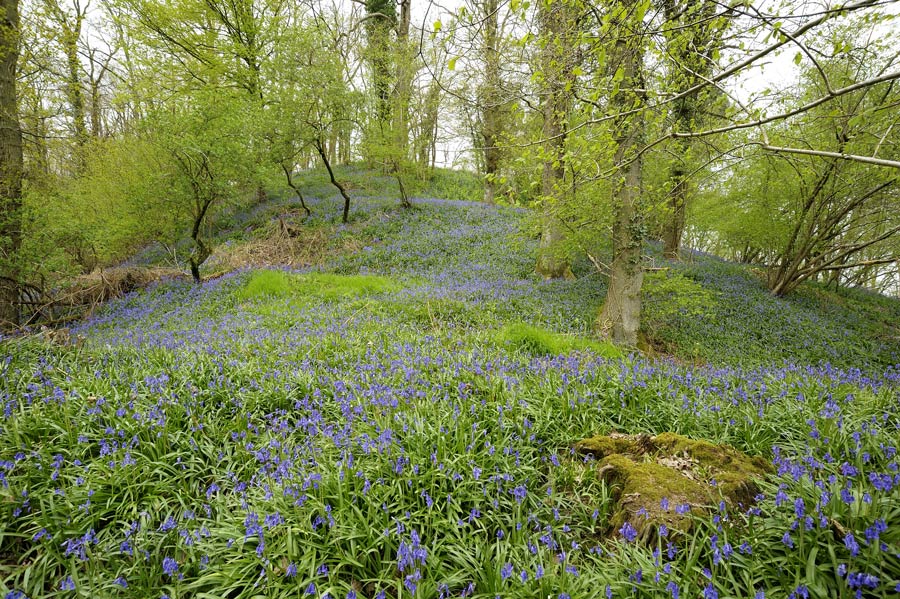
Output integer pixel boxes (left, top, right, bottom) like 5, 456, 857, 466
574, 432, 772, 543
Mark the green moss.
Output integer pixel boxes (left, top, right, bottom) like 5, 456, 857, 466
575, 435, 641, 458
653, 432, 771, 505
599, 454, 710, 541
238, 270, 400, 302
498, 323, 624, 359
601, 454, 711, 506
576, 432, 773, 542
237, 270, 296, 299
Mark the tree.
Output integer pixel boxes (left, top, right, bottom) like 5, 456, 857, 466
479, 0, 503, 204
659, 0, 730, 259
594, 0, 648, 347
0, 0, 22, 328
151, 90, 255, 282
266, 19, 357, 223
707, 37, 900, 296
534, 0, 576, 280
42, 0, 90, 154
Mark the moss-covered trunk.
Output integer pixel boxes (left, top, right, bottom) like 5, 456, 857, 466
596, 0, 645, 347
0, 0, 23, 328
535, 0, 573, 279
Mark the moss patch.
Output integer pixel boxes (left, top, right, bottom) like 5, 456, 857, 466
238, 270, 400, 302
499, 323, 624, 359
574, 432, 772, 543
238, 270, 296, 299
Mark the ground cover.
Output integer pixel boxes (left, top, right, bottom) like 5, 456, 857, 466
1, 192, 899, 598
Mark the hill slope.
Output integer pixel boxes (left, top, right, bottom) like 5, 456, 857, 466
1, 185, 899, 598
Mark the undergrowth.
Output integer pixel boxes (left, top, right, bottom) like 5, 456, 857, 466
1, 177, 899, 599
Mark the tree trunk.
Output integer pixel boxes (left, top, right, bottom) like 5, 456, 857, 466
389, 0, 412, 207
317, 139, 351, 223
189, 197, 214, 284
659, 0, 726, 260
365, 0, 395, 132
534, 0, 573, 279
662, 160, 687, 259
281, 162, 310, 217
0, 0, 23, 329
598, 157, 644, 346
59, 11, 89, 151
480, 0, 501, 205
596, 0, 645, 347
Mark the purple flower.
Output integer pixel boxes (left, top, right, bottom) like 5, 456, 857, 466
846, 571, 879, 589
619, 521, 638, 542
511, 485, 527, 503
501, 563, 513, 580
162, 556, 179, 578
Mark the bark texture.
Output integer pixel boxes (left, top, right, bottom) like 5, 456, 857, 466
596, 0, 645, 347
660, 0, 727, 259
480, 0, 501, 205
0, 0, 22, 328
534, 0, 573, 279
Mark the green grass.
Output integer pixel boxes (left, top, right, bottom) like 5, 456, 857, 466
499, 322, 624, 359
238, 270, 401, 302
3, 171, 900, 599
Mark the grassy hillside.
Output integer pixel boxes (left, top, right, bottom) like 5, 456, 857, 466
1, 180, 899, 598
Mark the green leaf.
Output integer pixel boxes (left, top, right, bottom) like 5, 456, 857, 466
793, 51, 802, 65
433, 20, 442, 32
448, 57, 457, 71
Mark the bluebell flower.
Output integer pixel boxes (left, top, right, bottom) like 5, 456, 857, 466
619, 521, 638, 542
666, 582, 679, 599
162, 556, 179, 578
782, 531, 794, 548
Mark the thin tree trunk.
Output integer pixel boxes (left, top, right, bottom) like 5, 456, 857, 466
660, 0, 727, 260
52, 3, 89, 153
596, 0, 645, 347
0, 0, 23, 328
395, 161, 411, 208
662, 159, 687, 259
535, 0, 573, 279
281, 162, 310, 217
189, 197, 213, 284
316, 139, 351, 223
481, 0, 501, 205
